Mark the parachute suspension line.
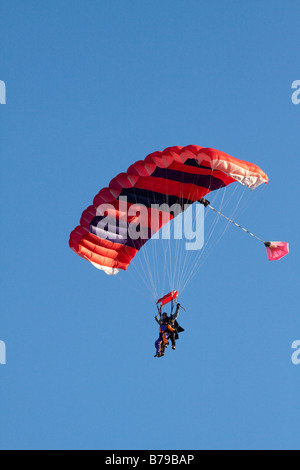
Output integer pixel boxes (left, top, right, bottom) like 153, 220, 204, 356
127, 259, 157, 301
153, 170, 172, 298
117, 229, 158, 302
192, 185, 246, 272
180, 185, 252, 294
211, 186, 247, 246
233, 181, 266, 221
142, 247, 159, 301
149, 180, 162, 297
175, 169, 201, 294
148, 181, 162, 299
178, 163, 217, 293
172, 176, 187, 294
176, 167, 205, 294
180, 184, 228, 294
171, 194, 180, 293
125, 189, 158, 301
175, 183, 189, 292
199, 198, 266, 245
129, 246, 158, 301
180, 179, 247, 294
160, 170, 178, 296
145, 163, 174, 299
165, 173, 174, 294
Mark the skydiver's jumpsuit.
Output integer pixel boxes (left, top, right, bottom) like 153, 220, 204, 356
155, 321, 175, 356
168, 304, 180, 349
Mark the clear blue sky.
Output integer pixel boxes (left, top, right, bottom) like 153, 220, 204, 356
0, 0, 299, 450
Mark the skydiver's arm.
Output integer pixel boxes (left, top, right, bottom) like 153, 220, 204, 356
167, 325, 175, 333
155, 314, 160, 324
172, 304, 180, 321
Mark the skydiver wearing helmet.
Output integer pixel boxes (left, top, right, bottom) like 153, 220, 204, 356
154, 303, 184, 357
167, 303, 184, 350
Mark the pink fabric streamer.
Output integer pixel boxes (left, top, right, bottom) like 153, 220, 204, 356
266, 242, 289, 261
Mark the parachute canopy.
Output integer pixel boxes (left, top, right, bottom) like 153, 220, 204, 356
69, 145, 268, 274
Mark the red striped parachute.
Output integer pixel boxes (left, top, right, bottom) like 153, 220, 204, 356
69, 145, 288, 297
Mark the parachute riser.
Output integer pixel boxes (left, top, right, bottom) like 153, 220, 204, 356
178, 304, 187, 312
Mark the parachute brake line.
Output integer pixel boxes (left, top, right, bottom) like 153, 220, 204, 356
177, 304, 187, 312
198, 198, 270, 247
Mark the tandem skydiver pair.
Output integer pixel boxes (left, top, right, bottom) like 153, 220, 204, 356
154, 291, 185, 358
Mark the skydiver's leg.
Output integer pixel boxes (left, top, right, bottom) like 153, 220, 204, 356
155, 337, 163, 356
163, 332, 169, 348
169, 332, 176, 349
